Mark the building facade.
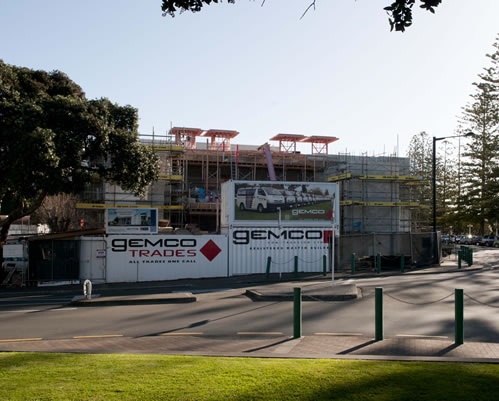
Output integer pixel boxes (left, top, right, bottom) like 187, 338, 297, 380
76, 127, 422, 235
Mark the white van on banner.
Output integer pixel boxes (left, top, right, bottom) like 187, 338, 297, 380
228, 226, 334, 276
105, 234, 227, 283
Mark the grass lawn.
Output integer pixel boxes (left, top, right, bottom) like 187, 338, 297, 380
1, 353, 499, 400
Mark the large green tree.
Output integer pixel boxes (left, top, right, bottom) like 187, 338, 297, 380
0, 61, 159, 243
161, 0, 442, 32
433, 135, 463, 234
459, 36, 499, 234
407, 131, 466, 233
407, 36, 499, 236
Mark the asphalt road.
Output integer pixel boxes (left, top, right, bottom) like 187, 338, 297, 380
1, 264, 498, 343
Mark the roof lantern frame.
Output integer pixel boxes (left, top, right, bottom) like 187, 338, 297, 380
168, 127, 204, 149
300, 135, 339, 154
269, 133, 307, 153
202, 129, 239, 151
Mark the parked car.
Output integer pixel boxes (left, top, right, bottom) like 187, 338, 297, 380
460, 235, 481, 245
479, 235, 497, 247
441, 234, 456, 244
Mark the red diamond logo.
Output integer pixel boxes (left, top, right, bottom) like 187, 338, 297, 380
323, 230, 333, 243
200, 240, 222, 262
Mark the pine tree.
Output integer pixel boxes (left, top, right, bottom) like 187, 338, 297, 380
460, 36, 499, 235
407, 131, 433, 230
435, 138, 460, 233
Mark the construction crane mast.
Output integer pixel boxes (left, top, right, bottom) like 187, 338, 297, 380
258, 143, 277, 181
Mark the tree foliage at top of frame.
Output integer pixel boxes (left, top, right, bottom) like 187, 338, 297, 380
160, 0, 442, 32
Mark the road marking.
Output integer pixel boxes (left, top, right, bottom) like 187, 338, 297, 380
0, 338, 43, 343
396, 334, 449, 339
237, 332, 284, 336
73, 334, 124, 339
160, 332, 204, 336
314, 332, 364, 336
50, 308, 78, 311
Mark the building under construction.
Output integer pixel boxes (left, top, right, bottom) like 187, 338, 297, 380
76, 127, 433, 268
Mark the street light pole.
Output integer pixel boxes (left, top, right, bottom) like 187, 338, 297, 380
432, 136, 438, 235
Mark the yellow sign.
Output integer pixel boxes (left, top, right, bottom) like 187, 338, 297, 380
146, 144, 184, 152
327, 173, 352, 182
158, 174, 183, 181
357, 175, 420, 181
339, 201, 421, 207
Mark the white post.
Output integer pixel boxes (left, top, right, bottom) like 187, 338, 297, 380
83, 279, 92, 300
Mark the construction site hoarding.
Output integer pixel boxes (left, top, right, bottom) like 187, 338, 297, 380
221, 180, 340, 229
105, 234, 227, 282
106, 208, 158, 234
228, 226, 334, 276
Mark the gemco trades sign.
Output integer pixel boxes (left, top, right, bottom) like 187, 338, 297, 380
221, 180, 339, 229
106, 235, 227, 282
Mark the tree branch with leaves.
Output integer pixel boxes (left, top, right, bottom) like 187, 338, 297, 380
160, 0, 443, 31
0, 61, 159, 244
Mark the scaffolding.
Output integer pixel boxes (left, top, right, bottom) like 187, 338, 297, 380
75, 129, 317, 230
325, 153, 422, 234
75, 128, 420, 235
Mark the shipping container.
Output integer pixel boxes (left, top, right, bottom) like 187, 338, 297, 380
228, 226, 334, 276
105, 234, 228, 282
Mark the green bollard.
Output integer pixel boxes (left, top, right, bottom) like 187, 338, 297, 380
294, 256, 298, 277
465, 247, 472, 266
351, 253, 356, 274
375, 287, 383, 341
293, 287, 302, 339
376, 253, 381, 274
455, 288, 464, 345
322, 255, 327, 276
266, 256, 272, 278
458, 250, 462, 269
400, 254, 405, 273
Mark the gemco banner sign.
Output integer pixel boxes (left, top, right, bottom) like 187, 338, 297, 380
228, 226, 334, 276
106, 235, 227, 282
223, 181, 339, 229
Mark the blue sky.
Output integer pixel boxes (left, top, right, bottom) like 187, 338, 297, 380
1, 0, 498, 156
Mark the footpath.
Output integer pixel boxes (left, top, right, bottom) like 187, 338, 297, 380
1, 248, 499, 362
